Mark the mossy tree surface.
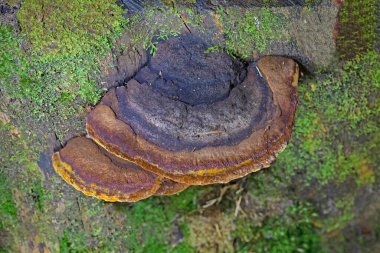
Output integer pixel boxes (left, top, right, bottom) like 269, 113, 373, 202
214, 7, 286, 59
274, 51, 379, 185
1, 0, 125, 143
0, 0, 379, 252
337, 0, 377, 59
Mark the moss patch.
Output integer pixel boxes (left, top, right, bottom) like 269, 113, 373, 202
214, 7, 286, 59
1, 0, 125, 144
125, 4, 206, 56
234, 202, 323, 253
0, 171, 17, 252
18, 0, 124, 58
0, 121, 46, 251
121, 187, 206, 252
337, 0, 377, 59
272, 51, 379, 186
217, 8, 284, 59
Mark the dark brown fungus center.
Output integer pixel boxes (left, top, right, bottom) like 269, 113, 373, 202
134, 34, 247, 106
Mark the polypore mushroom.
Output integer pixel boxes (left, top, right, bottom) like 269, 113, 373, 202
53, 33, 299, 201
86, 34, 299, 185
52, 137, 187, 202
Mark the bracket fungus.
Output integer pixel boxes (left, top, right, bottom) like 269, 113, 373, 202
53, 34, 299, 202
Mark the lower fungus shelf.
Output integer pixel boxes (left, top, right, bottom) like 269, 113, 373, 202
52, 137, 187, 202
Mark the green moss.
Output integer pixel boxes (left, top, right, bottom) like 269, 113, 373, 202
126, 4, 205, 56
171, 244, 195, 253
127, 7, 181, 55
0, 118, 68, 250
323, 198, 355, 233
125, 199, 172, 252
0, 123, 38, 172
15, 0, 124, 104
161, 0, 197, 6
123, 187, 204, 252
305, 0, 321, 5
234, 202, 323, 253
1, 0, 125, 144
29, 181, 45, 211
163, 187, 202, 216
0, 122, 46, 250
18, 0, 124, 59
337, 0, 377, 59
59, 227, 90, 253
215, 7, 285, 59
0, 172, 17, 230
272, 51, 379, 186
0, 25, 28, 98
4, 0, 19, 6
